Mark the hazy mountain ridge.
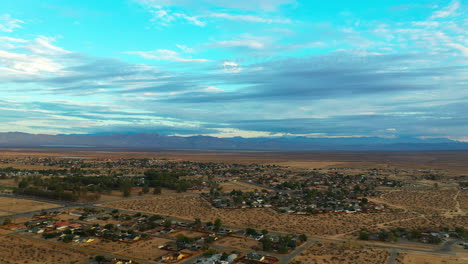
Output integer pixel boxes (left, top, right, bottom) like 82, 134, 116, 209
0, 132, 466, 151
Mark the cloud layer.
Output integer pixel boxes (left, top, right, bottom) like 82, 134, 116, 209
0, 0, 466, 141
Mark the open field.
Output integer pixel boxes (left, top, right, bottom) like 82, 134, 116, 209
380, 190, 458, 214
113, 237, 172, 261
0, 211, 10, 217
396, 252, 468, 264
215, 236, 260, 251
103, 196, 419, 236
0, 197, 59, 214
290, 242, 390, 264
459, 191, 468, 210
167, 230, 204, 239
0, 235, 93, 264
218, 181, 269, 193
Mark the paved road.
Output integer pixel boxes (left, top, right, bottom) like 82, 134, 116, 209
387, 248, 398, 264
280, 239, 317, 264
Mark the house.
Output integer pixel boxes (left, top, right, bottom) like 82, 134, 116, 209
29, 227, 45, 234
162, 253, 186, 261
54, 221, 70, 230
69, 223, 82, 229
246, 253, 265, 262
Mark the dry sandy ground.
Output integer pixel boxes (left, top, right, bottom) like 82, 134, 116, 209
381, 190, 458, 214
219, 181, 269, 193
376, 215, 468, 231
0, 197, 59, 214
0, 211, 10, 217
0, 235, 93, 264
82, 237, 171, 261
168, 230, 204, 239
458, 191, 468, 210
396, 252, 468, 264
273, 161, 348, 169
291, 242, 389, 264
103, 196, 418, 236
215, 236, 260, 251
114, 237, 172, 261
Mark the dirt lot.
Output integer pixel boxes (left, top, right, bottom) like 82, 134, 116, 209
82, 236, 172, 262
0, 211, 10, 217
291, 242, 389, 264
218, 181, 269, 193
114, 237, 173, 261
215, 236, 260, 251
103, 195, 418, 236
168, 230, 204, 239
458, 190, 468, 210
396, 252, 468, 264
0, 197, 59, 214
0, 235, 93, 264
380, 190, 458, 213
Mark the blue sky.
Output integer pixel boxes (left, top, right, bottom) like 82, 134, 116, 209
0, 0, 467, 141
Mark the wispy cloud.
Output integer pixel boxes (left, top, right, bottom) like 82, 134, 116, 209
135, 0, 296, 12
207, 13, 291, 24
429, 0, 460, 19
0, 14, 24, 32
126, 49, 210, 62
136, 0, 293, 27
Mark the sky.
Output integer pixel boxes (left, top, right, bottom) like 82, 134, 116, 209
0, 0, 467, 141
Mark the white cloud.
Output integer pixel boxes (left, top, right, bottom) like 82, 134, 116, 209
174, 13, 205, 26
0, 50, 64, 75
447, 43, 468, 56
412, 21, 439, 27
207, 13, 291, 24
149, 9, 205, 26
127, 49, 209, 62
0, 36, 28, 49
150, 9, 174, 25
201, 86, 223, 92
429, 0, 460, 19
137, 0, 293, 27
222, 61, 243, 73
25, 36, 71, 55
215, 39, 266, 50
0, 14, 24, 32
176, 44, 194, 53
0, 36, 71, 79
135, 0, 295, 12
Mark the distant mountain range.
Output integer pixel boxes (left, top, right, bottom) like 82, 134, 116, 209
0, 132, 467, 151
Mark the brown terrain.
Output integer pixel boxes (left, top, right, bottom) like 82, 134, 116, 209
0, 148, 467, 264
103, 195, 420, 236
0, 197, 59, 215
0, 235, 93, 264
290, 242, 390, 264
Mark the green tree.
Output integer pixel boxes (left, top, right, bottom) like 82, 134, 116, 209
246, 228, 257, 236
359, 231, 369, 240
95, 255, 106, 264
214, 218, 222, 232
153, 186, 162, 195
2, 218, 12, 225
193, 218, 202, 229
299, 234, 308, 242
261, 236, 273, 251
